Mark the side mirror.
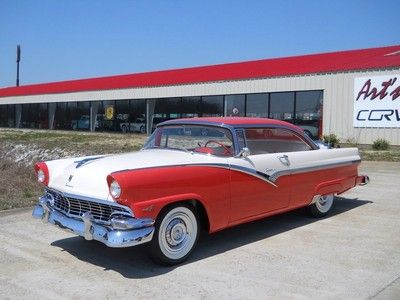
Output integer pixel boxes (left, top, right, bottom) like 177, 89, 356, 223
236, 147, 250, 158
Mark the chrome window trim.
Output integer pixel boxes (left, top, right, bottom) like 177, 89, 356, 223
156, 120, 318, 155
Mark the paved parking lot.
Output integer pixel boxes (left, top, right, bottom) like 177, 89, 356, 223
1, 161, 399, 299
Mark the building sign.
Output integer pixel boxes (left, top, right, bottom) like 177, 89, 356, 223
354, 75, 400, 127
105, 105, 114, 120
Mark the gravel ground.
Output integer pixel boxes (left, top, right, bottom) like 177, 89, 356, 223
0, 161, 399, 299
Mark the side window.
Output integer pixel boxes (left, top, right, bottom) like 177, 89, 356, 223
245, 128, 312, 154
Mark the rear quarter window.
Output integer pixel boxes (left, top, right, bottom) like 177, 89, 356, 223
244, 128, 312, 154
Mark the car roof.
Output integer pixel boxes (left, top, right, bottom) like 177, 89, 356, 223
159, 117, 304, 133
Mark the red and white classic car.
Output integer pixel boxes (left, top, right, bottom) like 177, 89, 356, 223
33, 117, 369, 265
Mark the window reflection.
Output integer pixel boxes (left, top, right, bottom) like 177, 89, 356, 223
225, 95, 245, 117
0, 105, 15, 127
269, 92, 295, 122
295, 91, 323, 139
20, 103, 48, 129
246, 94, 268, 117
202, 96, 223, 117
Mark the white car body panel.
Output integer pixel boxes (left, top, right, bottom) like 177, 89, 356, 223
46, 146, 360, 203
47, 150, 229, 202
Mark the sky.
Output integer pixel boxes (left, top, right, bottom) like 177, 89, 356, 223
0, 0, 399, 87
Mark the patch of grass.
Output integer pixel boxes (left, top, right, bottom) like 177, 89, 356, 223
0, 128, 147, 210
0, 158, 42, 210
360, 150, 400, 162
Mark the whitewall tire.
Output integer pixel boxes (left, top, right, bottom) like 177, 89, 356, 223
308, 194, 334, 217
149, 204, 199, 265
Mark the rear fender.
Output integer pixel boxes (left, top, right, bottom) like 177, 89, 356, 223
314, 179, 343, 196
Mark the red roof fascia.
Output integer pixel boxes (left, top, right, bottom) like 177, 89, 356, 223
0, 45, 399, 98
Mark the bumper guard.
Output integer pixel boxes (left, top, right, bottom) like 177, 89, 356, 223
32, 196, 155, 248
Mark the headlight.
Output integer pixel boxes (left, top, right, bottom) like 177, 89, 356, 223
37, 169, 46, 183
110, 180, 121, 198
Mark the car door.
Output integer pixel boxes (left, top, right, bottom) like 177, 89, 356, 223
227, 127, 295, 223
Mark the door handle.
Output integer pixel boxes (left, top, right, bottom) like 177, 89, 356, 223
278, 154, 290, 166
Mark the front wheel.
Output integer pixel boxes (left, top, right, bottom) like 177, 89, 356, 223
149, 205, 199, 265
308, 194, 334, 217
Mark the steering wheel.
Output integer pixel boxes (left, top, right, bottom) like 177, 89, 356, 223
204, 140, 232, 155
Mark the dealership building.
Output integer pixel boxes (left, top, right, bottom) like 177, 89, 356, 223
0, 45, 399, 145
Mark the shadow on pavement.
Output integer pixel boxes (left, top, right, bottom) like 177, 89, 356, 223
51, 196, 371, 278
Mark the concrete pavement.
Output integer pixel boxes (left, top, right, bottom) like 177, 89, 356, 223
0, 161, 399, 299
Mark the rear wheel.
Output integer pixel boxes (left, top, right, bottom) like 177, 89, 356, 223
308, 194, 334, 217
121, 125, 128, 133
149, 204, 199, 266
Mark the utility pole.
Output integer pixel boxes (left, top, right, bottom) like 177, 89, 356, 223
16, 45, 21, 86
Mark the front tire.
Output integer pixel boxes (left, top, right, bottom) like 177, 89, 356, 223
149, 204, 199, 266
308, 194, 334, 217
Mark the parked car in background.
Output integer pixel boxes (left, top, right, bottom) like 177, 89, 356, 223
32, 117, 369, 265
120, 118, 146, 133
71, 115, 90, 130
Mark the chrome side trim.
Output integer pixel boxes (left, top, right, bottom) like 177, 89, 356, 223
189, 163, 278, 187
269, 159, 361, 182
112, 159, 360, 187
74, 156, 104, 168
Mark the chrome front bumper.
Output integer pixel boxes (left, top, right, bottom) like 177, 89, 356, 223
32, 196, 155, 248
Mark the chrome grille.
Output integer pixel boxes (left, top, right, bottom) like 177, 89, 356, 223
46, 189, 130, 222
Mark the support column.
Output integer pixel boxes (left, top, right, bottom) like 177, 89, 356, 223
15, 104, 22, 128
48, 103, 56, 130
90, 101, 100, 132
146, 99, 156, 135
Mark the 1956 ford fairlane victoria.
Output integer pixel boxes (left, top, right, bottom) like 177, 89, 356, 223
33, 117, 369, 265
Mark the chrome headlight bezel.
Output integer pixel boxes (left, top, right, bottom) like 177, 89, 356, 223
110, 180, 122, 199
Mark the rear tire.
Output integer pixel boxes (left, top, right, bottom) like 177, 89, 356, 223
149, 204, 199, 266
121, 125, 128, 133
308, 194, 334, 217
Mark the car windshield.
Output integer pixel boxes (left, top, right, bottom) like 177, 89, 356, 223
143, 125, 235, 157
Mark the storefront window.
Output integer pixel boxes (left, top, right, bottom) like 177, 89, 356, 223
269, 92, 295, 123
225, 95, 245, 116
97, 100, 116, 131
202, 96, 223, 117
182, 97, 201, 118
54, 103, 68, 129
246, 93, 268, 117
153, 98, 182, 128
68, 102, 90, 131
295, 91, 323, 139
0, 105, 15, 127
19, 103, 48, 129
127, 99, 146, 133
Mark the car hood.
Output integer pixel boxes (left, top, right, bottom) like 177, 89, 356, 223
47, 149, 224, 202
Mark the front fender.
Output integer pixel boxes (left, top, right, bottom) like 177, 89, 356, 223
132, 193, 205, 220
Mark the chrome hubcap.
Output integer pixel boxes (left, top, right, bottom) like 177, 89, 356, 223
158, 207, 197, 260
315, 194, 334, 213
166, 219, 187, 246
